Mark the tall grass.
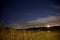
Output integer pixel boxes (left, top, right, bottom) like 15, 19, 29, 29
0, 28, 60, 40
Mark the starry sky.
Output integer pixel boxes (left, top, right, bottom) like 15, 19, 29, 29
1, 0, 60, 25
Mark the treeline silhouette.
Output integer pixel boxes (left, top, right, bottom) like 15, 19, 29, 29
0, 26, 60, 32
16, 26, 60, 31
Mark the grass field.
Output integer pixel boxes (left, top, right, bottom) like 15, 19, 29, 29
0, 28, 60, 40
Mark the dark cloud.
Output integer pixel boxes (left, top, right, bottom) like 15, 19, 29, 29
52, 5, 60, 9
52, 0, 60, 5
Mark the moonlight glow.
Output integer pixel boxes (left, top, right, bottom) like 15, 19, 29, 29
46, 25, 50, 28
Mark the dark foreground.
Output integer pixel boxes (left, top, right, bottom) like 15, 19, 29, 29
0, 26, 60, 40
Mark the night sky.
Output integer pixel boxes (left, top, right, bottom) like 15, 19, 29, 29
1, 0, 60, 26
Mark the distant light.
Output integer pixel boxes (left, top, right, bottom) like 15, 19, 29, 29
46, 25, 50, 28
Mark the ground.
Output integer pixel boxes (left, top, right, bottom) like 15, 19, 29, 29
0, 28, 60, 40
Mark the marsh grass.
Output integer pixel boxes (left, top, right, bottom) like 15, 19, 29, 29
0, 28, 60, 40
